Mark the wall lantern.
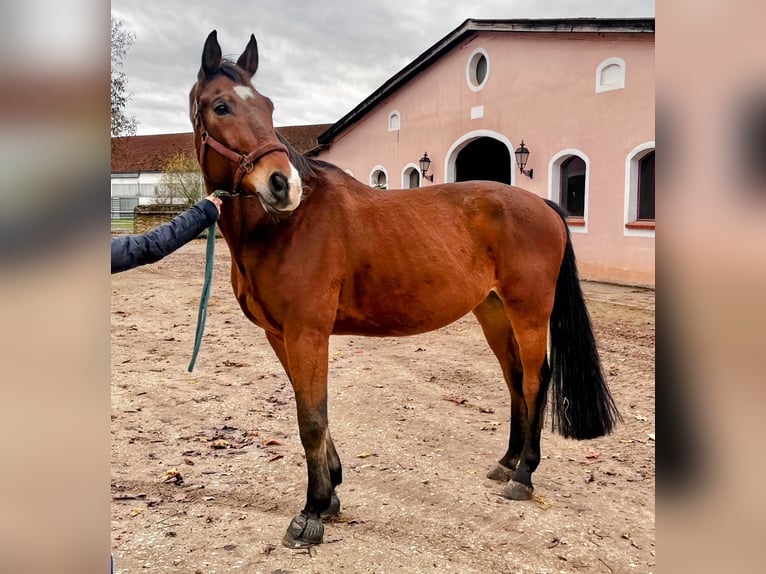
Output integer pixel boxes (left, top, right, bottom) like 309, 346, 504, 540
419, 152, 434, 182
514, 140, 534, 179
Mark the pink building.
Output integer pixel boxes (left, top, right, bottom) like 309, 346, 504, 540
312, 19, 655, 286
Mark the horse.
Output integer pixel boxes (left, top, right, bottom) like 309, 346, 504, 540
188, 30, 621, 548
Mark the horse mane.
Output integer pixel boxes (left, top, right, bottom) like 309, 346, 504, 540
275, 130, 343, 181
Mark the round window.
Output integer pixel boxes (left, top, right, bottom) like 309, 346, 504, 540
467, 48, 489, 91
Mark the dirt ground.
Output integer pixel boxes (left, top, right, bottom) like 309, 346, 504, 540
111, 239, 655, 574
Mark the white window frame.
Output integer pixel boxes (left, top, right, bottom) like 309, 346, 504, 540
596, 57, 626, 93
624, 141, 655, 238
466, 47, 490, 92
548, 149, 591, 234
388, 111, 401, 132
369, 165, 389, 189
401, 163, 421, 189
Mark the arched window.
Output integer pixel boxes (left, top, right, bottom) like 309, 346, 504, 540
637, 152, 655, 220
560, 156, 586, 217
370, 167, 388, 189
624, 142, 655, 235
549, 149, 590, 232
388, 111, 400, 132
408, 169, 420, 189
402, 165, 420, 189
596, 58, 626, 93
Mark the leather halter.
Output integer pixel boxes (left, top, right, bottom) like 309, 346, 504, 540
193, 98, 288, 195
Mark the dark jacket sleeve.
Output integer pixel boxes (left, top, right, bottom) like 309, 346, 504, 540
111, 199, 219, 274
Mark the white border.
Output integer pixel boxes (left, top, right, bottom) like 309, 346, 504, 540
548, 149, 591, 234
595, 57, 626, 93
401, 163, 421, 189
388, 110, 401, 132
444, 129, 515, 185
623, 141, 655, 238
369, 165, 389, 189
466, 47, 490, 92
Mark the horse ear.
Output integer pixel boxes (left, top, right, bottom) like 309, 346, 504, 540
200, 30, 222, 80
236, 34, 259, 75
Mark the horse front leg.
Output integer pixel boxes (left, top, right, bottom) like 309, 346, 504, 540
266, 331, 342, 518
280, 328, 335, 548
321, 429, 342, 518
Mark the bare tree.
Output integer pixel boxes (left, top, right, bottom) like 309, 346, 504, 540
111, 16, 138, 137
158, 152, 205, 206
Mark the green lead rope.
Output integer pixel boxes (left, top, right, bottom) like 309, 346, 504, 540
188, 219, 218, 372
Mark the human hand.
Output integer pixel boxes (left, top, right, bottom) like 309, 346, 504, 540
205, 193, 223, 215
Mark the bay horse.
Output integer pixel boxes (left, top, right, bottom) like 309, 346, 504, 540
189, 31, 620, 548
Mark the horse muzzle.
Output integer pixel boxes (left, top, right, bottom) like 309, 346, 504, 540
249, 163, 303, 215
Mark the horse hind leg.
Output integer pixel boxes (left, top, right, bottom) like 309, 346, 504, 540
472, 293, 526, 483
499, 301, 554, 501
487, 379, 525, 483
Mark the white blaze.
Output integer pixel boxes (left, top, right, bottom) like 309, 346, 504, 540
233, 85, 255, 100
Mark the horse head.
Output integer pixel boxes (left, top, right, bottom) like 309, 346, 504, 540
190, 31, 302, 215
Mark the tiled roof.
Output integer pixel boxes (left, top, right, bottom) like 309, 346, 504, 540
279, 124, 333, 156
111, 132, 194, 173
111, 123, 332, 173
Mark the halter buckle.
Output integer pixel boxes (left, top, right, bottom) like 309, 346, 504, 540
240, 157, 254, 173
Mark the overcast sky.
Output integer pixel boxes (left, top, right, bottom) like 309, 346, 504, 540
112, 0, 654, 135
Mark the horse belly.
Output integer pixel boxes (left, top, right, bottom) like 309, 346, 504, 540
333, 271, 490, 336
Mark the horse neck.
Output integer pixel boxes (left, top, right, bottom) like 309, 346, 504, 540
216, 197, 268, 251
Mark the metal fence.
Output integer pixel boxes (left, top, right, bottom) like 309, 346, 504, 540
111, 181, 204, 233
111, 196, 139, 220
111, 182, 161, 198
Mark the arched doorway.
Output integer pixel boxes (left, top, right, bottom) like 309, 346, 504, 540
455, 137, 511, 184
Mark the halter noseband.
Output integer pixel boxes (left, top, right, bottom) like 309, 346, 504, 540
193, 98, 288, 196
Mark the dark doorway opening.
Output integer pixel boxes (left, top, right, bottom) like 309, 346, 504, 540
455, 138, 511, 184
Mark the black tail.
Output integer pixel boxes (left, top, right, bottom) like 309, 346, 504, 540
545, 200, 621, 439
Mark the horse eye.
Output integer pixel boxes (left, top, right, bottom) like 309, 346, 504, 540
213, 102, 230, 116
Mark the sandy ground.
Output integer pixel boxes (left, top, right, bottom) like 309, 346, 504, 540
111, 239, 655, 574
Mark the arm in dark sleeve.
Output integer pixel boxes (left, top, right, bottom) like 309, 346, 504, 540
111, 199, 219, 274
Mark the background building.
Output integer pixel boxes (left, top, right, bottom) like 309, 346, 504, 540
312, 19, 655, 286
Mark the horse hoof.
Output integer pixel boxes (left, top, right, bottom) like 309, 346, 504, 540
502, 480, 534, 500
320, 493, 341, 519
487, 463, 515, 482
282, 513, 324, 548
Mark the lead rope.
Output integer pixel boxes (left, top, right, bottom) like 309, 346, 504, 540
188, 191, 223, 372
